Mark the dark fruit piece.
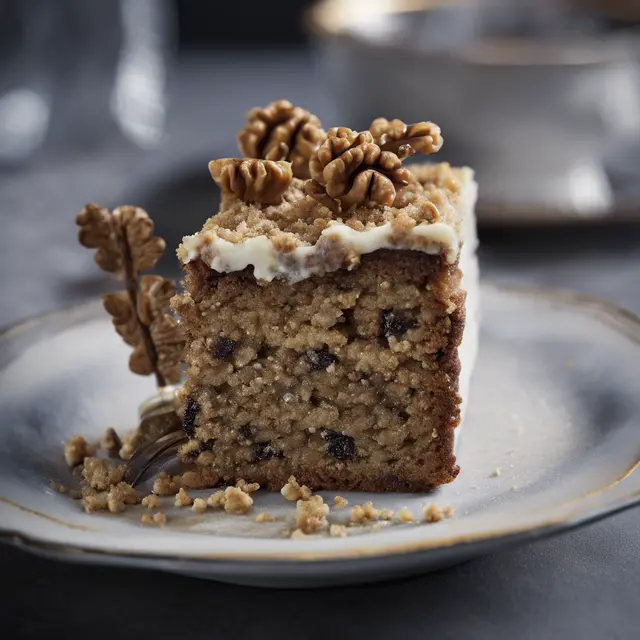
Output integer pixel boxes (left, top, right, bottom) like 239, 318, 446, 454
187, 439, 215, 459
305, 349, 338, 371
254, 442, 283, 462
322, 429, 356, 461
183, 396, 199, 438
237, 425, 253, 442
380, 310, 416, 338
213, 337, 237, 359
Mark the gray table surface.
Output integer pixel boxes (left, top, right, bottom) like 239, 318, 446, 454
1, 52, 639, 639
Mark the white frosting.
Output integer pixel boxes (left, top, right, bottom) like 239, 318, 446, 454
180, 220, 460, 283
453, 170, 480, 447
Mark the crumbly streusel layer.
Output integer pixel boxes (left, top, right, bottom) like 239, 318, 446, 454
178, 163, 464, 252
172, 250, 465, 492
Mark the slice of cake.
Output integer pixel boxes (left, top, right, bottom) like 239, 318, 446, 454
172, 102, 478, 491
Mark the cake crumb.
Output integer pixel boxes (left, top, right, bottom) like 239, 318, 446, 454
423, 503, 453, 523
378, 509, 393, 521
141, 494, 159, 509
107, 482, 139, 513
350, 501, 380, 524
64, 435, 93, 467
207, 490, 226, 508
153, 472, 181, 496
295, 495, 329, 533
174, 487, 193, 507
192, 498, 207, 514
333, 495, 348, 509
82, 457, 125, 491
490, 468, 501, 478
255, 512, 275, 523
236, 478, 260, 494
141, 512, 167, 526
396, 506, 413, 523
82, 491, 109, 513
281, 475, 312, 501
50, 480, 68, 494
223, 486, 253, 514
329, 524, 347, 537
100, 427, 123, 457
289, 528, 309, 539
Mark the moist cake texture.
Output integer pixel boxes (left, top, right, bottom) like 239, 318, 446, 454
172, 103, 478, 492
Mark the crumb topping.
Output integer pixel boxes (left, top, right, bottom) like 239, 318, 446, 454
329, 524, 347, 537
236, 478, 260, 494
295, 495, 329, 534
255, 512, 276, 523
153, 472, 182, 496
141, 512, 167, 526
424, 504, 454, 522
64, 435, 93, 467
223, 486, 253, 514
333, 496, 348, 509
141, 494, 159, 509
281, 475, 312, 501
192, 498, 208, 514
174, 487, 193, 507
395, 506, 414, 523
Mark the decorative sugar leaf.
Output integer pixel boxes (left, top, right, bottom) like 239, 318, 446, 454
75, 202, 182, 388
75, 203, 123, 277
112, 206, 165, 274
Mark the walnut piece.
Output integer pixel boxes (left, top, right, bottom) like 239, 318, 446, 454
307, 127, 409, 210
209, 158, 293, 206
238, 99, 325, 179
369, 118, 443, 160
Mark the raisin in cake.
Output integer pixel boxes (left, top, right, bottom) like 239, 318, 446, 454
172, 104, 478, 492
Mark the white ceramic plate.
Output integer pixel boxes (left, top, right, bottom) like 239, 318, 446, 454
1, 284, 639, 588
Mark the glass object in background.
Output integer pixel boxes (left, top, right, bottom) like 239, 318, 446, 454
0, 0, 174, 167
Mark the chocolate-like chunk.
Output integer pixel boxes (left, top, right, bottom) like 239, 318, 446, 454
183, 396, 199, 438
305, 349, 338, 371
254, 442, 283, 462
380, 310, 416, 338
322, 429, 356, 461
213, 337, 236, 359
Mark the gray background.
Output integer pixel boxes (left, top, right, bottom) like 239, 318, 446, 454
0, 52, 639, 639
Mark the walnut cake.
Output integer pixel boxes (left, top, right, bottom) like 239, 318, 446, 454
172, 101, 479, 491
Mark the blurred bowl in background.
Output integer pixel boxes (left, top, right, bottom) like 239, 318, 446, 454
308, 0, 640, 222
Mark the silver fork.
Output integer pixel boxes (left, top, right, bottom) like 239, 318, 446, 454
123, 385, 187, 487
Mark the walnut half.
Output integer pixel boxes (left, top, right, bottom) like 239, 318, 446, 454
208, 158, 293, 206
369, 118, 443, 160
306, 127, 410, 210
238, 100, 325, 179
